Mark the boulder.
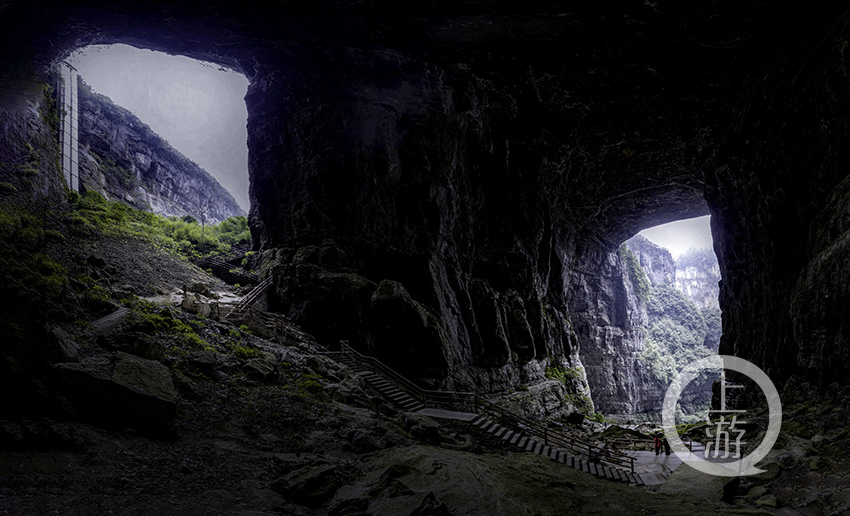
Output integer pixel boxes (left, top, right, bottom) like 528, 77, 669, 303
99, 332, 165, 361
92, 308, 163, 360
186, 282, 212, 297
399, 413, 441, 443
52, 352, 178, 436
43, 326, 80, 363
243, 351, 278, 382
91, 307, 153, 335
181, 293, 213, 317
410, 492, 456, 516
187, 350, 219, 376
271, 461, 356, 506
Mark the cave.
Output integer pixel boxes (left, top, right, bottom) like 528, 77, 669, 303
3, 1, 850, 513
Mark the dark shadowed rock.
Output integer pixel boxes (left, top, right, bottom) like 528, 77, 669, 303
43, 326, 80, 363
243, 351, 279, 382
271, 461, 357, 506
52, 352, 177, 435
409, 492, 455, 516
187, 350, 218, 376
92, 308, 164, 360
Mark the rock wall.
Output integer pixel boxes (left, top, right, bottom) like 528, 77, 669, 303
674, 248, 721, 310
705, 10, 850, 389
569, 236, 722, 420
625, 235, 676, 286
567, 245, 657, 419
243, 43, 599, 399
77, 80, 244, 223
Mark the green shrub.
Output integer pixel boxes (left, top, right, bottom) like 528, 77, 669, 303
60, 188, 252, 262
295, 372, 323, 395
40, 80, 61, 136
230, 341, 261, 359
545, 365, 584, 383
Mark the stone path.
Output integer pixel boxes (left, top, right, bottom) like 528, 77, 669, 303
626, 442, 707, 471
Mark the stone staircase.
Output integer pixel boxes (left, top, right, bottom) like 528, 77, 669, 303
332, 352, 425, 412
320, 347, 680, 485
468, 414, 658, 485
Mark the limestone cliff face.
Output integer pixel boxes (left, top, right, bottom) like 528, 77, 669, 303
567, 245, 658, 419
76, 80, 243, 223
570, 236, 721, 420
624, 235, 676, 287
675, 248, 721, 310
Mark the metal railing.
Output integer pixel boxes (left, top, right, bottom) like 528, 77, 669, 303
339, 343, 635, 473
194, 256, 259, 285
223, 277, 273, 321
235, 277, 272, 311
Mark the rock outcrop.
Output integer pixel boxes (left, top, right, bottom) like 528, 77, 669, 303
52, 352, 178, 435
76, 80, 244, 223
675, 248, 721, 310
624, 235, 676, 287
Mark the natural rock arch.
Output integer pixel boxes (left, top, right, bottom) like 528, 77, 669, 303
3, 1, 850, 402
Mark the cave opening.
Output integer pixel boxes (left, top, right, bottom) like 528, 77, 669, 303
621, 215, 722, 424
62, 43, 251, 227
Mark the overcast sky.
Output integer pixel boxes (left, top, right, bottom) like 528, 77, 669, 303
638, 215, 713, 258
66, 44, 250, 212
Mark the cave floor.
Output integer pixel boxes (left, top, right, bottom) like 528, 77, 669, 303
1, 216, 848, 515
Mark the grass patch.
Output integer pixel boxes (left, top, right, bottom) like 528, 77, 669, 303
66, 190, 250, 260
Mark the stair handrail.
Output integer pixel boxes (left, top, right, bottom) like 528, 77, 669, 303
235, 277, 272, 312
472, 396, 634, 472
194, 256, 259, 278
338, 342, 634, 473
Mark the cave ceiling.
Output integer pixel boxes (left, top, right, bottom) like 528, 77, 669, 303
0, 0, 837, 243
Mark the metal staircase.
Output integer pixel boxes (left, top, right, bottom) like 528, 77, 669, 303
322, 343, 661, 484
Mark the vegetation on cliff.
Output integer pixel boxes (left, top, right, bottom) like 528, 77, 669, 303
0, 189, 250, 402
640, 283, 716, 385
621, 238, 722, 419
69, 189, 250, 257
618, 243, 650, 303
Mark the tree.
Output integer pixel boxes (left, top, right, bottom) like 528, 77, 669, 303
192, 195, 212, 248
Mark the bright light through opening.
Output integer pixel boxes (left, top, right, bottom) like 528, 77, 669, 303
637, 215, 713, 258
66, 44, 250, 211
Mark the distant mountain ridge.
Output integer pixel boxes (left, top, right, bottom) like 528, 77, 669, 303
76, 78, 244, 224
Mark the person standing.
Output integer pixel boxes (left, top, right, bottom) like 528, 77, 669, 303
654, 434, 662, 455
663, 435, 671, 456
